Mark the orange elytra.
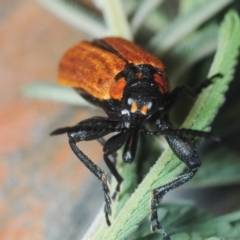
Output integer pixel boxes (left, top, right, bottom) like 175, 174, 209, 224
58, 37, 169, 101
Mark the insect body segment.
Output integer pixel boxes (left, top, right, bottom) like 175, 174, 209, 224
51, 37, 220, 240
58, 37, 168, 101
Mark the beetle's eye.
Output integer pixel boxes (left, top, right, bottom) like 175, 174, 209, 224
146, 99, 158, 116
147, 102, 153, 109
124, 97, 135, 112
127, 98, 134, 105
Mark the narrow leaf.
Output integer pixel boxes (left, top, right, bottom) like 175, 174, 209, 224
101, 0, 133, 40
188, 148, 240, 187
149, 0, 233, 55
167, 24, 219, 81
22, 82, 95, 107
130, 0, 164, 34
36, 0, 107, 37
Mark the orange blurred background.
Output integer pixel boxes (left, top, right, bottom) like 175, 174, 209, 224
0, 1, 104, 239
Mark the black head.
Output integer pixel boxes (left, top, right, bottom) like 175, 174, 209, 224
121, 79, 162, 127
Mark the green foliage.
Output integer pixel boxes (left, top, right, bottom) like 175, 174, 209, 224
148, 0, 234, 55
128, 202, 240, 240
189, 147, 240, 187
22, 82, 94, 107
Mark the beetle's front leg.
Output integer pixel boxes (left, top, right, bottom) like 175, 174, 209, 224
51, 117, 121, 226
161, 73, 223, 116
103, 132, 128, 198
68, 136, 113, 225
149, 124, 201, 239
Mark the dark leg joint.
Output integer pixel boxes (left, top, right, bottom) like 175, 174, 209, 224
194, 73, 223, 95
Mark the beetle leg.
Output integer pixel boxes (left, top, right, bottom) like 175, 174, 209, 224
103, 132, 128, 198
150, 167, 198, 237
161, 85, 197, 116
144, 119, 219, 142
98, 137, 117, 165
51, 117, 123, 226
150, 123, 201, 237
123, 130, 139, 164
194, 73, 223, 94
180, 73, 223, 98
68, 136, 113, 225
162, 73, 222, 115
164, 128, 220, 141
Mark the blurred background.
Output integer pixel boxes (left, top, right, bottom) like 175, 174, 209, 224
0, 1, 105, 239
1, 0, 240, 240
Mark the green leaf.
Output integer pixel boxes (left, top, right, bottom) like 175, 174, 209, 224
129, 202, 240, 239
188, 147, 240, 188
130, 0, 164, 34
144, 9, 169, 33
22, 82, 95, 107
179, 0, 209, 13
36, 0, 107, 37
149, 0, 234, 55
166, 24, 219, 81
206, 238, 222, 240
101, 0, 133, 40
